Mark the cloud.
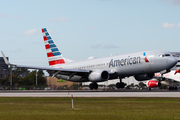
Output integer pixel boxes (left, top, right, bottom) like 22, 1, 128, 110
91, 44, 119, 49
91, 44, 102, 49
172, 0, 180, 5
161, 22, 180, 28
0, 13, 11, 18
16, 15, 25, 20
103, 44, 119, 49
26, 41, 42, 45
50, 17, 69, 22
161, 22, 176, 28
86, 26, 94, 30
159, 0, 180, 6
23, 29, 37, 36
178, 23, 180, 28
10, 48, 23, 53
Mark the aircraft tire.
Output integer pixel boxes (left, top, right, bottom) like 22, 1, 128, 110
94, 83, 98, 90
174, 86, 177, 91
89, 83, 98, 90
169, 87, 171, 91
120, 82, 125, 88
116, 82, 125, 89
89, 83, 94, 90
116, 82, 120, 89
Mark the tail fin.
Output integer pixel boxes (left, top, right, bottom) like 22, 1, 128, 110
42, 28, 65, 67
174, 69, 180, 75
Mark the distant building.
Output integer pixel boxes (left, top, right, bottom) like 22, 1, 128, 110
0, 57, 29, 80
0, 57, 8, 70
45, 77, 75, 88
0, 57, 9, 79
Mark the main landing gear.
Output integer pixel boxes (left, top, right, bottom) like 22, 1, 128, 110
169, 86, 177, 91
116, 78, 125, 89
89, 82, 98, 90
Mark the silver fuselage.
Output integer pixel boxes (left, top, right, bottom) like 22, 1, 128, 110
53, 50, 177, 82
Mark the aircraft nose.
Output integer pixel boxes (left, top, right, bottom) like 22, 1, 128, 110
168, 57, 178, 68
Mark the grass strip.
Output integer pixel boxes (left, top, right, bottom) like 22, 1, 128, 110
0, 97, 179, 120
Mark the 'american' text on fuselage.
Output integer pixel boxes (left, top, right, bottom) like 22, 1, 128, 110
109, 56, 141, 67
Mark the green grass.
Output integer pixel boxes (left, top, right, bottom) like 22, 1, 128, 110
0, 97, 180, 120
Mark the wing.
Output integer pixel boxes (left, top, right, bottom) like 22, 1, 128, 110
1, 51, 118, 82
1, 51, 90, 77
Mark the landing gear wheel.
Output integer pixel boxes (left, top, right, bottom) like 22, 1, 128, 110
116, 82, 120, 88
169, 86, 172, 91
174, 86, 177, 91
169, 86, 176, 91
89, 83, 94, 90
120, 82, 125, 88
89, 83, 98, 90
116, 82, 125, 89
94, 83, 98, 90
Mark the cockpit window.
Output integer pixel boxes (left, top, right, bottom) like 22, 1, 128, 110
160, 54, 164, 57
165, 54, 171, 56
159, 54, 171, 57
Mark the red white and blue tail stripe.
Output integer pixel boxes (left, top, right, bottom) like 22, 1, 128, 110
42, 28, 65, 67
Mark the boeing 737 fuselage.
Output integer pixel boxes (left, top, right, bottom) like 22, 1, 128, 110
1, 28, 178, 90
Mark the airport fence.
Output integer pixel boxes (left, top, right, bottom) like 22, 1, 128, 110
0, 85, 167, 91
0, 85, 81, 90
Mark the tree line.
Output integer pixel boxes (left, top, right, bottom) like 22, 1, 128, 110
0, 68, 46, 86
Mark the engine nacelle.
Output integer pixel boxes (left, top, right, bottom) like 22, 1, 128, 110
88, 70, 109, 82
146, 80, 161, 88
134, 73, 154, 81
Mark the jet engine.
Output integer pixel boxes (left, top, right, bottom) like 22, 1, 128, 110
134, 73, 154, 81
146, 80, 161, 88
88, 70, 109, 82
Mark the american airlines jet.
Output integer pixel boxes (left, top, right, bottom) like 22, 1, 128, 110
1, 28, 178, 90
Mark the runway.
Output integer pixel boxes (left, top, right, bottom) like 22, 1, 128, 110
0, 91, 180, 97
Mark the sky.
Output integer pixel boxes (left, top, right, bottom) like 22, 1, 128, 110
0, 0, 180, 67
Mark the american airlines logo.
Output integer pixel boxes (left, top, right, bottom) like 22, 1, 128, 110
109, 56, 141, 67
174, 69, 180, 75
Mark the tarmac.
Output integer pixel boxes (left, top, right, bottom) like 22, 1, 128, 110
0, 91, 180, 97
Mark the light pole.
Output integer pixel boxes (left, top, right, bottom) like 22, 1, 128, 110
36, 70, 38, 85
10, 66, 12, 86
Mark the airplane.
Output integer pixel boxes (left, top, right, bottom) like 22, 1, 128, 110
1, 28, 178, 90
144, 69, 180, 91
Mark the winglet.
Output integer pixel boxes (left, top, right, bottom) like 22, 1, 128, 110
1, 51, 12, 65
